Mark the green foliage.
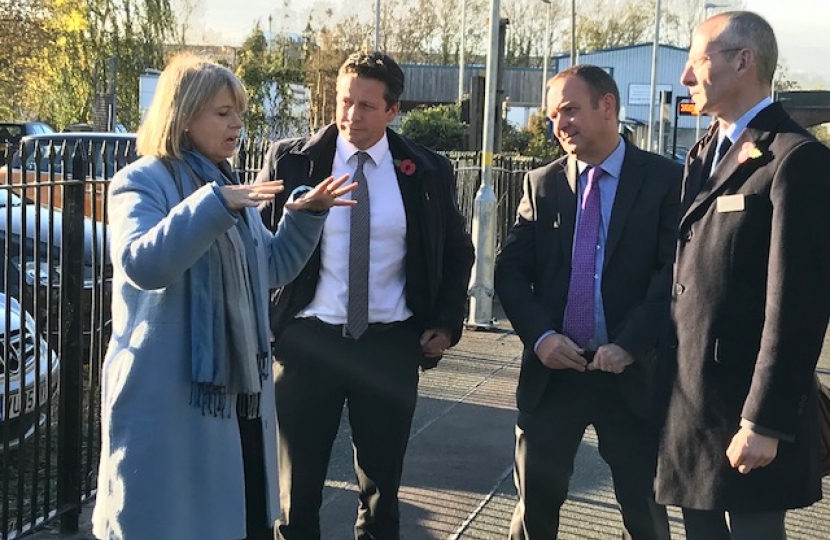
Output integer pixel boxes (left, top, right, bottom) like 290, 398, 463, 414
235, 25, 307, 140
400, 103, 467, 151
1, 0, 174, 129
502, 110, 562, 160
501, 121, 530, 154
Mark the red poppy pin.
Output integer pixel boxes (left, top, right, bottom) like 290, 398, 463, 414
737, 142, 763, 164
394, 158, 417, 176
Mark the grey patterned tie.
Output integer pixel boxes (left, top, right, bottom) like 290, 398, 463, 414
346, 151, 371, 339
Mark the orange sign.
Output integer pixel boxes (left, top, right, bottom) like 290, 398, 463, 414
678, 101, 699, 116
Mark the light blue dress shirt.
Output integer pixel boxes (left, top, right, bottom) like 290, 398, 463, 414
711, 97, 773, 174
535, 137, 625, 352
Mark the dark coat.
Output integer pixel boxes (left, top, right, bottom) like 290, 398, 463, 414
655, 103, 830, 511
494, 140, 681, 417
256, 124, 474, 368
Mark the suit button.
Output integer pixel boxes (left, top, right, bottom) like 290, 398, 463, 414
674, 283, 685, 296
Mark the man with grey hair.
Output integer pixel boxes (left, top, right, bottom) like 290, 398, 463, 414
656, 10, 830, 540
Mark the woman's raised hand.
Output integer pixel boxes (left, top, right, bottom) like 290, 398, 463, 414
220, 181, 285, 211
285, 174, 358, 213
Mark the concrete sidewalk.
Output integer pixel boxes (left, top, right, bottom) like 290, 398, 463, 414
28, 319, 830, 539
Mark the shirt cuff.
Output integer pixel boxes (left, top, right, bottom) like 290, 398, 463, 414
534, 330, 556, 354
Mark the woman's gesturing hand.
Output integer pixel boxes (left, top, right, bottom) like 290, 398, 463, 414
285, 174, 358, 213
220, 180, 286, 211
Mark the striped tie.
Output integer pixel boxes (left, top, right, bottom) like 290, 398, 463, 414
346, 151, 371, 339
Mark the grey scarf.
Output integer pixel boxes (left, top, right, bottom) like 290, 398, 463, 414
166, 151, 270, 418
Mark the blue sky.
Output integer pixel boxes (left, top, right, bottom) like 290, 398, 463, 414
189, 0, 828, 88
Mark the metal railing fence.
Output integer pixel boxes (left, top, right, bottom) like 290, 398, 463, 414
1, 135, 548, 539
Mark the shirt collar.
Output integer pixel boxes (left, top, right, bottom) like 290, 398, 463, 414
577, 136, 626, 180
336, 133, 390, 167
721, 97, 773, 145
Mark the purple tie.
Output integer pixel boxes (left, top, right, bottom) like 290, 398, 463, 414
563, 166, 602, 348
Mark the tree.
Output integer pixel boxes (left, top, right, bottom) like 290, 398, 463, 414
502, 0, 564, 68
520, 111, 562, 159
172, 0, 204, 46
575, 0, 656, 52
2, 0, 175, 129
400, 103, 467, 150
0, 0, 51, 119
235, 24, 306, 140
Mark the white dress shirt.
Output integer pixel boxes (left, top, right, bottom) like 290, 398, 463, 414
298, 134, 412, 324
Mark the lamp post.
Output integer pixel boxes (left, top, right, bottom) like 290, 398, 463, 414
570, 0, 576, 65
646, 0, 662, 152
541, 0, 551, 109
468, 0, 501, 328
458, 0, 467, 102
374, 0, 381, 51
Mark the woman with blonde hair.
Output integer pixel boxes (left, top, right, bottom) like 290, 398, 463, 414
92, 53, 355, 540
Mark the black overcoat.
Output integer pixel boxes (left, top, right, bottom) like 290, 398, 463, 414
255, 124, 474, 369
655, 103, 830, 511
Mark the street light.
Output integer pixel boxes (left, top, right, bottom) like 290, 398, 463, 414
374, 0, 381, 51
468, 0, 502, 328
570, 0, 576, 65
646, 0, 662, 152
540, 0, 552, 110
458, 0, 467, 102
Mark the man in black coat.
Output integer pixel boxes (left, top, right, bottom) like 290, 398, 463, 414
655, 11, 830, 540
256, 52, 474, 539
494, 65, 680, 539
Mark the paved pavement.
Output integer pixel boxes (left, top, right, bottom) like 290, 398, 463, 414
28, 313, 830, 539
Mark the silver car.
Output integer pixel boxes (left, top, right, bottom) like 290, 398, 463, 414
0, 292, 59, 448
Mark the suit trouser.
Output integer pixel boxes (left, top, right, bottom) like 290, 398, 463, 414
682, 508, 787, 540
273, 317, 421, 540
509, 371, 670, 540
238, 416, 275, 540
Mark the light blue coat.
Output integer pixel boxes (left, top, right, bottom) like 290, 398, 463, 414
92, 157, 325, 540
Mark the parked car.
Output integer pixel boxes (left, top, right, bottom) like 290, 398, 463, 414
0, 133, 136, 358
0, 292, 59, 448
11, 132, 136, 180
63, 123, 128, 134
0, 122, 55, 167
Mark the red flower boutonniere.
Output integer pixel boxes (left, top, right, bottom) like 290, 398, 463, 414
737, 142, 763, 164
394, 158, 417, 176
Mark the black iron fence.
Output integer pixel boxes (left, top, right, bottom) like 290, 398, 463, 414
0, 135, 547, 539
1, 134, 136, 539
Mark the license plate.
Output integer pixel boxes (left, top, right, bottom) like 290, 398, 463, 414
4, 381, 50, 419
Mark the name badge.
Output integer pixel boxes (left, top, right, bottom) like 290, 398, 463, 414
716, 194, 745, 213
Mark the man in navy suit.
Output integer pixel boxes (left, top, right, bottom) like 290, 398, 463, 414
495, 65, 681, 539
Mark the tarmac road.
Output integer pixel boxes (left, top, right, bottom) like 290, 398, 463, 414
27, 316, 830, 540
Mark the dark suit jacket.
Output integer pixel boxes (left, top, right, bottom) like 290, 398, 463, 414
655, 102, 830, 511
494, 140, 681, 417
257, 124, 474, 368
